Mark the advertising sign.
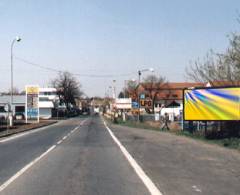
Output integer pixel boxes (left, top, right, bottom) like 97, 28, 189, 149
115, 98, 132, 109
25, 85, 39, 123
184, 87, 240, 121
140, 98, 153, 108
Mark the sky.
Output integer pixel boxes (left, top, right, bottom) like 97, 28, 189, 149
0, 0, 240, 97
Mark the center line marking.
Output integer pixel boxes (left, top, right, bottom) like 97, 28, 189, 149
0, 118, 89, 192
0, 145, 56, 192
57, 140, 62, 145
103, 119, 163, 195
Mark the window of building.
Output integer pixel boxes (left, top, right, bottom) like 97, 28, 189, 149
15, 106, 25, 113
39, 97, 50, 101
0, 106, 6, 112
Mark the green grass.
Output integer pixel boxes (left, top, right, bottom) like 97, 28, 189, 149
106, 117, 240, 151
176, 131, 240, 150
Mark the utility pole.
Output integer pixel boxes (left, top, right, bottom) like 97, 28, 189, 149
137, 71, 141, 122
113, 80, 116, 99
137, 68, 154, 122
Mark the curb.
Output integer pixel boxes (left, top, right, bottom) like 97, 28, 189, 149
0, 121, 58, 139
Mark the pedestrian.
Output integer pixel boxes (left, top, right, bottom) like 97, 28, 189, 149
161, 113, 170, 130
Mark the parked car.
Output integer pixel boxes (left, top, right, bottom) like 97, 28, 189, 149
82, 107, 90, 115
14, 112, 25, 120
0, 112, 8, 120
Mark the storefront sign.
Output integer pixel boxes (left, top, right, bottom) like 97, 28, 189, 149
25, 85, 39, 123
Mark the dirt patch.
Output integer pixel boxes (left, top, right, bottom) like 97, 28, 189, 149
145, 121, 181, 132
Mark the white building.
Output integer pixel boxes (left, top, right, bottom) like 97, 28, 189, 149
0, 95, 25, 119
0, 88, 59, 120
39, 88, 59, 119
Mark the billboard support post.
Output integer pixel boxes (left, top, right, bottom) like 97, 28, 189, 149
204, 121, 207, 136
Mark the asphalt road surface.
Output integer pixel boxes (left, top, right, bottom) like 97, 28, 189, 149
0, 115, 239, 195
108, 121, 240, 195
0, 116, 150, 195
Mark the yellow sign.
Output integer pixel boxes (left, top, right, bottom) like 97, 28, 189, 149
140, 99, 152, 108
184, 87, 240, 121
26, 86, 39, 94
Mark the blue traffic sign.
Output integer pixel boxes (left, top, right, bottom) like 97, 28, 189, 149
132, 101, 139, 108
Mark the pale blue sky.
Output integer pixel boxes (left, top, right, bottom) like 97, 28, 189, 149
0, 0, 240, 96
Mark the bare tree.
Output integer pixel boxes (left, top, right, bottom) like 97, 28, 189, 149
185, 31, 240, 138
186, 33, 240, 86
2, 87, 20, 95
51, 71, 83, 109
118, 91, 124, 98
120, 80, 138, 98
142, 74, 166, 113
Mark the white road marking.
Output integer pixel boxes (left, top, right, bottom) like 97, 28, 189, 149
0, 118, 88, 144
56, 118, 88, 146
0, 118, 88, 192
192, 185, 202, 193
0, 145, 56, 192
103, 120, 163, 195
57, 140, 62, 145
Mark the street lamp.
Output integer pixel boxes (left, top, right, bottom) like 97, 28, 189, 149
137, 68, 154, 122
10, 36, 21, 126
112, 80, 116, 99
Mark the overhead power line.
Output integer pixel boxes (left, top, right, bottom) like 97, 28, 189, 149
14, 56, 135, 78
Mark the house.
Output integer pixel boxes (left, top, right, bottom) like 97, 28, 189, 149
133, 82, 205, 121
0, 87, 59, 120
39, 88, 59, 119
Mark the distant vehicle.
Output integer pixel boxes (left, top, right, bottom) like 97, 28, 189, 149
94, 107, 100, 115
67, 108, 79, 117
0, 113, 8, 120
0, 105, 9, 120
82, 107, 90, 115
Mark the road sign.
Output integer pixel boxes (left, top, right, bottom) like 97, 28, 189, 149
115, 98, 132, 109
140, 99, 152, 108
140, 94, 145, 99
132, 101, 139, 109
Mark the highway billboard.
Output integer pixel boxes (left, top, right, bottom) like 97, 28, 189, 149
184, 87, 240, 121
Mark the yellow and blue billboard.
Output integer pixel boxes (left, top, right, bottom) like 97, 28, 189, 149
184, 87, 240, 121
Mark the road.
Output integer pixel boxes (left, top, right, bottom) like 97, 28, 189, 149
109, 121, 240, 195
0, 115, 239, 195
0, 116, 150, 195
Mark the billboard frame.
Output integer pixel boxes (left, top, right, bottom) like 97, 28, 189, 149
183, 85, 240, 121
